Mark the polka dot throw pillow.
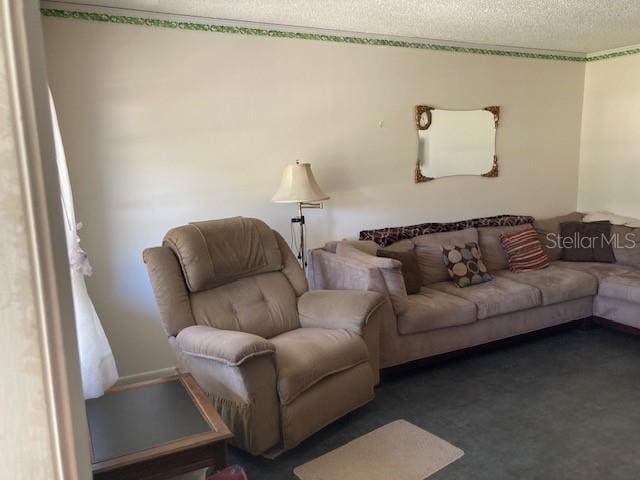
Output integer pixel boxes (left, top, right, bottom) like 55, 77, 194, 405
441, 241, 493, 288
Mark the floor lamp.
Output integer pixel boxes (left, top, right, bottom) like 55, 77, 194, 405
272, 161, 329, 268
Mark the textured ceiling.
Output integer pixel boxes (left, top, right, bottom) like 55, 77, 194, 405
48, 1, 640, 54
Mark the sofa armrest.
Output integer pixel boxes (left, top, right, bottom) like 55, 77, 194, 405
298, 289, 386, 335
176, 325, 275, 366
309, 246, 408, 316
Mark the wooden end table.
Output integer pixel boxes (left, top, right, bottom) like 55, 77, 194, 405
86, 373, 233, 480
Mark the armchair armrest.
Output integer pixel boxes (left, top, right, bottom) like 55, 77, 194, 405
175, 325, 279, 454
298, 289, 385, 335
298, 289, 389, 384
176, 325, 275, 366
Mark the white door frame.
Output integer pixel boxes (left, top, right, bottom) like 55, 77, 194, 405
2, 1, 91, 478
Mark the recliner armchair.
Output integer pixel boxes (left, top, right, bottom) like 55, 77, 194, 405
143, 217, 386, 454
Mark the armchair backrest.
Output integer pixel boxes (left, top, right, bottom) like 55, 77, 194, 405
143, 217, 308, 338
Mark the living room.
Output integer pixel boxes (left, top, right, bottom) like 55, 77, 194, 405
2, 1, 640, 479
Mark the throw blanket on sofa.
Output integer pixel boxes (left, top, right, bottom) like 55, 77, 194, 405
359, 214, 535, 247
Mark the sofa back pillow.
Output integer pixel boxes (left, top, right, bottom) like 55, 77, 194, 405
500, 225, 550, 272
559, 222, 593, 262
382, 238, 415, 253
534, 212, 584, 261
441, 241, 493, 288
478, 224, 533, 272
560, 221, 615, 263
377, 249, 422, 295
413, 228, 479, 285
611, 225, 640, 268
588, 222, 617, 263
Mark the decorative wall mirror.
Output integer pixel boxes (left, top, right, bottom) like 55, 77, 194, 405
414, 106, 500, 183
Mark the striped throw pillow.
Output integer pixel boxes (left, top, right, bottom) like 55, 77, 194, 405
500, 225, 550, 272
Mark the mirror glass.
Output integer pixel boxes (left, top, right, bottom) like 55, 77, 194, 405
416, 107, 498, 181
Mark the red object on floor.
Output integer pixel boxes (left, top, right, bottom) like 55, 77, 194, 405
206, 465, 248, 480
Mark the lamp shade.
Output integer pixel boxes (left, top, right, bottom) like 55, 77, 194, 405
271, 162, 330, 203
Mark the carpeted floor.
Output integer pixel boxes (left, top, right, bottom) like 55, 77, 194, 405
228, 327, 640, 479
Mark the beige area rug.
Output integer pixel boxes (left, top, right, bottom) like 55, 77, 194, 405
294, 420, 464, 480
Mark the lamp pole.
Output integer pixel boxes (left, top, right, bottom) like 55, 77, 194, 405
292, 201, 323, 268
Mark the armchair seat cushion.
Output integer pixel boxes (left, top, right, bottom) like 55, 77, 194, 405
429, 277, 542, 320
599, 272, 640, 304
494, 266, 597, 306
398, 288, 477, 334
271, 328, 369, 405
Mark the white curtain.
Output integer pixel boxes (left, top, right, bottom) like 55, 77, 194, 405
49, 91, 119, 399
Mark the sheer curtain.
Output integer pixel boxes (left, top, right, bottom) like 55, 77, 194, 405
49, 91, 119, 398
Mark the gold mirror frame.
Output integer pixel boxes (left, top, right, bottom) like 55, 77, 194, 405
414, 105, 500, 183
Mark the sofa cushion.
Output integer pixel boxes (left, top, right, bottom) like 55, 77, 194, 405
478, 224, 532, 271
442, 242, 493, 288
413, 228, 478, 285
611, 225, 640, 268
270, 328, 369, 405
398, 288, 477, 334
552, 260, 635, 281
494, 266, 597, 306
594, 296, 640, 327
534, 212, 584, 261
429, 277, 542, 320
599, 272, 640, 304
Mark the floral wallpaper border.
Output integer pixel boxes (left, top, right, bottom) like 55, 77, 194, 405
40, 8, 639, 63
586, 47, 640, 62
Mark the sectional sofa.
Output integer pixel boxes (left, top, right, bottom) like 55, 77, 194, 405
309, 213, 640, 369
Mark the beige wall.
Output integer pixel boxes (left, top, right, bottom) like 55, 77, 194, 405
578, 54, 640, 218
42, 17, 586, 377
